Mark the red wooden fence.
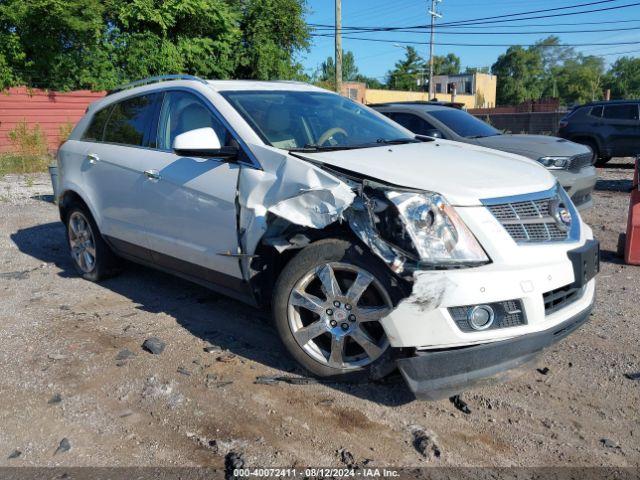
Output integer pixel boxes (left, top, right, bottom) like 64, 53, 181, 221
0, 87, 106, 153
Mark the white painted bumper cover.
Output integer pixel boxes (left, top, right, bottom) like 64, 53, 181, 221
380, 244, 597, 349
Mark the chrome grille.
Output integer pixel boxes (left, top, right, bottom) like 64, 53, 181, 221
569, 153, 594, 171
486, 195, 570, 243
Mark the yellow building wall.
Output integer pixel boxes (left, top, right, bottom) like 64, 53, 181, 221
365, 73, 497, 109
365, 89, 429, 104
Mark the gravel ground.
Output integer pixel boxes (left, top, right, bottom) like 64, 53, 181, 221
0, 160, 638, 469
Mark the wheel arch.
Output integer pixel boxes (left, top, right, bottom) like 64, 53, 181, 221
58, 188, 100, 226
249, 222, 376, 308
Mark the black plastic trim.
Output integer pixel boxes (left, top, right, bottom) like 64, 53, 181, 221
397, 302, 593, 400
104, 235, 256, 305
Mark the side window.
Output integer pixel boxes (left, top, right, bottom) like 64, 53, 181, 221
82, 106, 112, 142
389, 112, 437, 136
157, 91, 229, 150
603, 104, 639, 120
103, 94, 159, 146
589, 106, 603, 118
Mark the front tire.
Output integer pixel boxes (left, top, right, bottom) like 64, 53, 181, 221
65, 204, 120, 282
272, 239, 404, 381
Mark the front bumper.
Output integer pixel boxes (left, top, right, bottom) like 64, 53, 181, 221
553, 167, 597, 210
397, 301, 593, 400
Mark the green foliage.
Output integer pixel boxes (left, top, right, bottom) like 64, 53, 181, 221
0, 0, 310, 91
315, 50, 385, 90
433, 53, 461, 76
605, 56, 640, 99
491, 46, 544, 105
8, 120, 48, 157
387, 46, 426, 91
553, 55, 605, 105
1, 121, 51, 174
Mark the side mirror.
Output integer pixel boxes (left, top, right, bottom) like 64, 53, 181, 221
173, 127, 238, 160
424, 129, 444, 139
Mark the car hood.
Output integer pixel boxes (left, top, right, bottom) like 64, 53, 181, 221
474, 134, 591, 160
294, 139, 556, 206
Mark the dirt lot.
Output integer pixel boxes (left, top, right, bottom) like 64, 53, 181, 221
0, 159, 639, 469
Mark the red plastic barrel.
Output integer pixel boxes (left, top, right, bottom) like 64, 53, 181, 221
624, 157, 640, 265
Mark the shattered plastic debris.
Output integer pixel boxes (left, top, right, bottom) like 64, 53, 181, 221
624, 372, 640, 380
255, 375, 318, 385
537, 367, 550, 375
54, 438, 71, 455
450, 394, 471, 414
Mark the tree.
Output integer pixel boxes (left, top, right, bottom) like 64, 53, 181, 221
432, 53, 461, 76
532, 36, 576, 98
314, 51, 385, 90
554, 55, 605, 104
491, 46, 544, 105
465, 66, 490, 75
0, 0, 311, 91
387, 46, 425, 91
605, 56, 640, 99
317, 51, 360, 83
234, 0, 310, 80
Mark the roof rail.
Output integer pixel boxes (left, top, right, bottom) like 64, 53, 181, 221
107, 74, 208, 96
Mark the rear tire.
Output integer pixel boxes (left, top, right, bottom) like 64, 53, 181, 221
65, 204, 121, 282
272, 239, 405, 381
581, 139, 610, 167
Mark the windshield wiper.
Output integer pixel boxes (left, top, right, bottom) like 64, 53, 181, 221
376, 137, 421, 145
467, 133, 501, 139
289, 144, 361, 152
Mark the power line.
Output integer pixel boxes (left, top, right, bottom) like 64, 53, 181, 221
308, 1, 640, 31
310, 25, 640, 35
437, 0, 619, 26
310, 33, 640, 47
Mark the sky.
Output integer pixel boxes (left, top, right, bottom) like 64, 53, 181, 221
300, 0, 640, 81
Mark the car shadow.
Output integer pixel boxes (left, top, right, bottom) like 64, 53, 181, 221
600, 249, 626, 266
594, 178, 634, 193
600, 160, 637, 170
10, 221, 414, 407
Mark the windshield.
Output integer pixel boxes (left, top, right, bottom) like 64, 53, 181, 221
428, 108, 501, 138
220, 90, 416, 151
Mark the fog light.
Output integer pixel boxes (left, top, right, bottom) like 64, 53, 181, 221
467, 305, 495, 330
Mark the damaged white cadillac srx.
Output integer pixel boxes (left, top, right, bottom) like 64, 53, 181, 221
56, 76, 599, 399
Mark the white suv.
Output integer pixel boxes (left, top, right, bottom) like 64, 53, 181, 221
56, 75, 599, 399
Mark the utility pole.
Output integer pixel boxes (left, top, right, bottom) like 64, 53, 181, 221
428, 0, 442, 100
335, 0, 342, 95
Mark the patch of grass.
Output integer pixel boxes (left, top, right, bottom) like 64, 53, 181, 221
0, 120, 52, 175
0, 153, 51, 175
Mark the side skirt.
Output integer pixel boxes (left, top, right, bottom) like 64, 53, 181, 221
104, 235, 258, 306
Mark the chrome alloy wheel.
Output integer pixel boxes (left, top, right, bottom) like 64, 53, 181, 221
68, 211, 97, 273
287, 262, 393, 370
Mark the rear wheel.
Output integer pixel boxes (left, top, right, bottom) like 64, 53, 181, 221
272, 239, 401, 381
65, 205, 120, 281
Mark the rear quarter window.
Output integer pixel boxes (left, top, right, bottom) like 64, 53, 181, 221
82, 107, 112, 142
603, 104, 639, 120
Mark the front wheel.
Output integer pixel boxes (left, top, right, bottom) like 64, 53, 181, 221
272, 239, 402, 381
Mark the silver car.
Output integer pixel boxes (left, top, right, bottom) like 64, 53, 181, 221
373, 102, 597, 210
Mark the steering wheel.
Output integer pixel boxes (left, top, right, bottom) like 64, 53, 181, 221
317, 127, 348, 146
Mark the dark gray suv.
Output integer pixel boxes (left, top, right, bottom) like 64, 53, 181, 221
373, 102, 597, 210
557, 100, 640, 166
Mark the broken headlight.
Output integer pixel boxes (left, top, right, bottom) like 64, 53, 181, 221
385, 191, 489, 266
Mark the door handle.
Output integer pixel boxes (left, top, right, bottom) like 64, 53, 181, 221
87, 153, 99, 164
144, 169, 161, 180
